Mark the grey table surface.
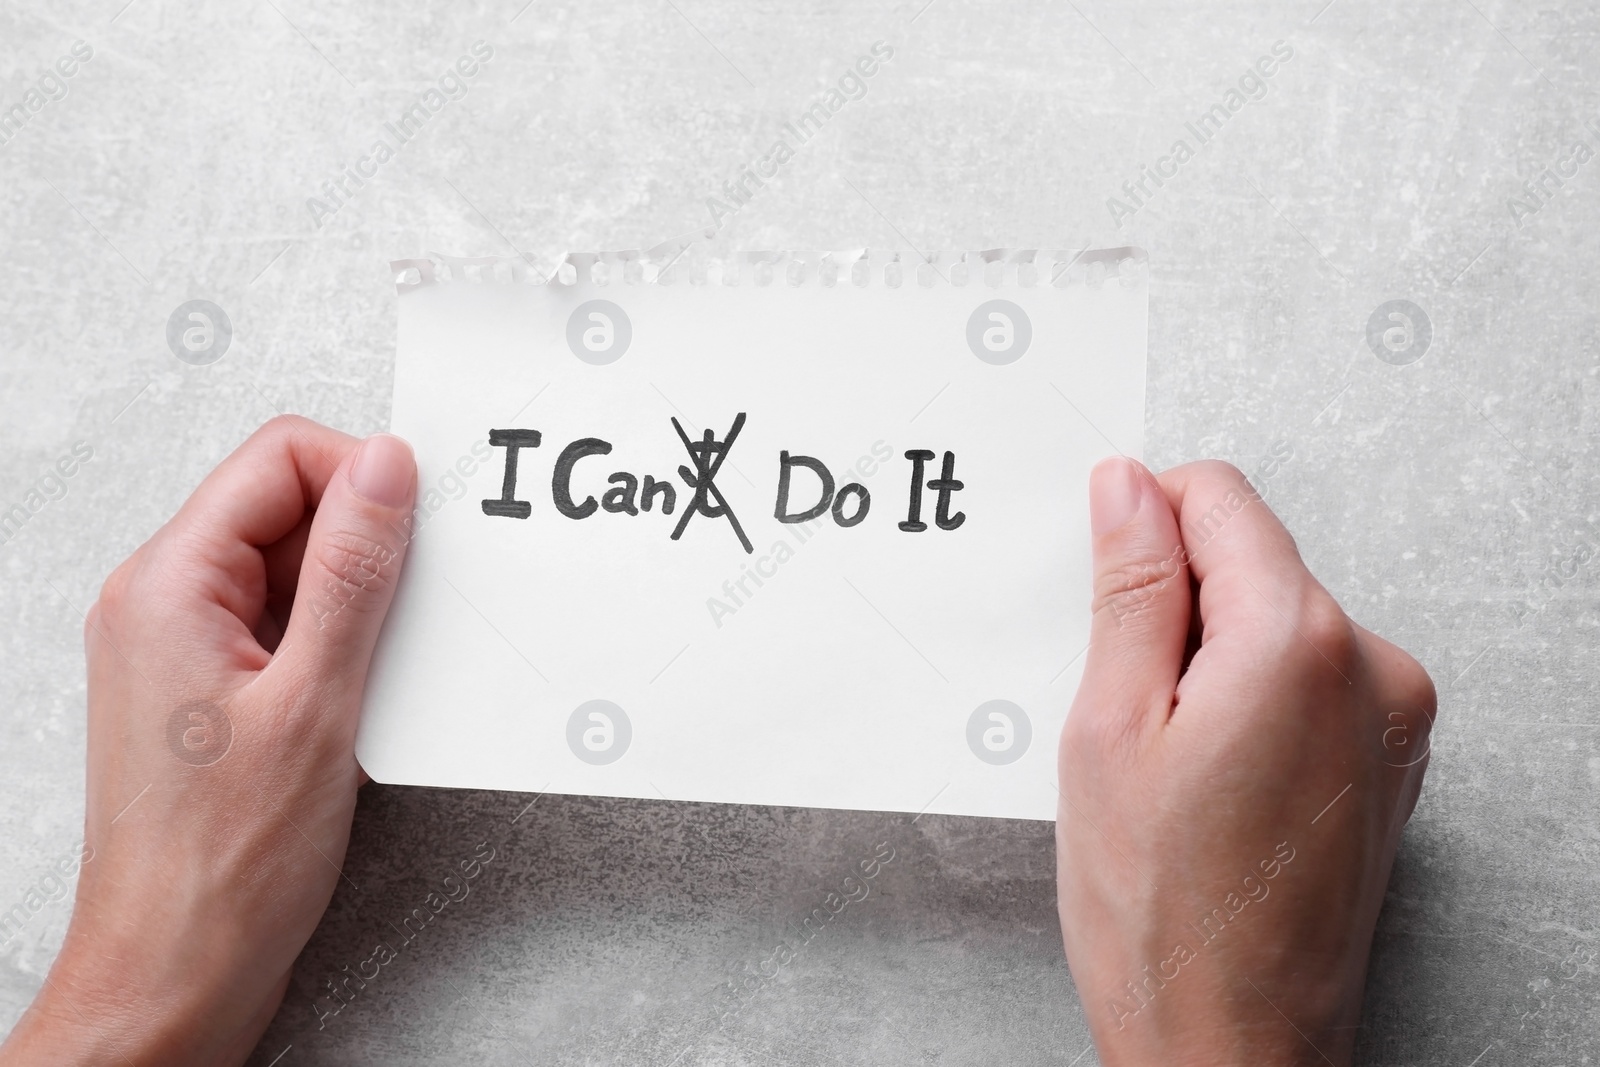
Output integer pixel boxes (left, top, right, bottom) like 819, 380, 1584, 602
2, 0, 1597, 1063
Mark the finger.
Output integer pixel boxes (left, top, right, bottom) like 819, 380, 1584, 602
272, 434, 417, 701
1154, 460, 1316, 634
150, 417, 360, 629
1158, 461, 1366, 715
172, 415, 359, 549
252, 512, 314, 652
262, 512, 315, 602
1076, 457, 1192, 729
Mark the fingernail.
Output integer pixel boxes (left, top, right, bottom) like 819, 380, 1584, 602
1090, 457, 1143, 535
349, 434, 415, 507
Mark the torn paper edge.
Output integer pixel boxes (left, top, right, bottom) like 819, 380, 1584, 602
391, 245, 1148, 294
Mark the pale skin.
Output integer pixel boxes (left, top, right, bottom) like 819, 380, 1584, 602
0, 421, 1435, 1065
0, 417, 419, 1065
1058, 457, 1436, 1065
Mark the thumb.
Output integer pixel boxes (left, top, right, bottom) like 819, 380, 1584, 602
277, 433, 417, 696
1076, 457, 1191, 729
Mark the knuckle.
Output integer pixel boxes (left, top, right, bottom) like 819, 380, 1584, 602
1190, 458, 1248, 484
1092, 555, 1184, 622
258, 413, 309, 441
247, 415, 326, 462
1294, 589, 1357, 670
1390, 651, 1439, 717
1181, 458, 1262, 504
93, 557, 139, 624
309, 529, 399, 616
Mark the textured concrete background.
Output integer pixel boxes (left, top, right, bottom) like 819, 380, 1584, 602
1, 0, 1597, 1063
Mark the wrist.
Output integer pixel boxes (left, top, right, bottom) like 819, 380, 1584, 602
1, 921, 264, 1067
1085, 977, 1354, 1067
1, 973, 166, 1067
1093, 1022, 1343, 1067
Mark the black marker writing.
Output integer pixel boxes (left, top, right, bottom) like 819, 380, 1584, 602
832, 484, 870, 527
928, 451, 966, 530
775, 451, 872, 528
481, 422, 962, 545
552, 438, 612, 519
482, 428, 542, 519
641, 476, 676, 514
602, 473, 639, 515
775, 452, 833, 524
671, 414, 753, 554
900, 449, 964, 532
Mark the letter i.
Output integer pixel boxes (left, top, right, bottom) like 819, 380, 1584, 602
899, 450, 935, 532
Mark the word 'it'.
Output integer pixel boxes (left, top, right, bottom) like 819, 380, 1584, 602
480, 415, 964, 554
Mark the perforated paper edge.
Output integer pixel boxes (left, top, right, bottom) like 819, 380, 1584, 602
391, 246, 1148, 294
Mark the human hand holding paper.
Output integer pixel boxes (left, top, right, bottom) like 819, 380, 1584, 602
1056, 458, 1437, 1066
0, 418, 417, 1066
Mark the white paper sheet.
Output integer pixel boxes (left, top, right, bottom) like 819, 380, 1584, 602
358, 248, 1147, 820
